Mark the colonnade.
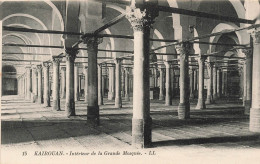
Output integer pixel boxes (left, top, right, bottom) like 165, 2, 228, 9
15, 5, 260, 149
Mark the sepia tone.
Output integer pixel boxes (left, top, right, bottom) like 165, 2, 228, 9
1, 0, 260, 163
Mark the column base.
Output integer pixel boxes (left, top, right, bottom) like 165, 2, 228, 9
178, 103, 190, 119
115, 97, 122, 108
125, 94, 130, 101
244, 100, 251, 115
84, 96, 88, 103
213, 94, 218, 100
196, 99, 206, 110
159, 94, 164, 100
65, 100, 75, 117
44, 97, 51, 107
31, 94, 38, 103
37, 96, 43, 104
87, 105, 100, 126
249, 108, 260, 133
108, 92, 115, 100
165, 99, 172, 106
98, 98, 104, 106
52, 99, 61, 111
189, 93, 194, 100
132, 117, 152, 149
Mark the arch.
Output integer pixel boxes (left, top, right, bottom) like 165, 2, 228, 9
106, 4, 126, 14
153, 29, 166, 61
3, 33, 38, 53
2, 13, 52, 55
193, 28, 201, 55
167, 0, 182, 40
104, 29, 116, 58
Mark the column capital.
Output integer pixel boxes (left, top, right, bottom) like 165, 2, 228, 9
242, 48, 253, 58
52, 56, 62, 65
65, 48, 78, 62
176, 42, 192, 61
42, 62, 51, 68
61, 67, 66, 71
126, 6, 157, 32
114, 58, 122, 64
206, 62, 214, 69
249, 28, 260, 44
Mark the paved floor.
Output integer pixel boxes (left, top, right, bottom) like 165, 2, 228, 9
1, 95, 260, 164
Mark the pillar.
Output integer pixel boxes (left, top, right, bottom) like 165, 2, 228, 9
43, 62, 50, 107
164, 61, 172, 106
32, 67, 38, 102
25, 66, 32, 100
125, 67, 130, 101
65, 49, 77, 116
86, 38, 100, 125
126, 4, 157, 148
213, 64, 217, 101
84, 66, 88, 103
222, 69, 227, 97
115, 59, 122, 108
108, 67, 115, 100
121, 67, 125, 97
217, 68, 222, 98
98, 64, 103, 105
189, 68, 195, 99
61, 67, 66, 99
196, 56, 206, 109
205, 62, 213, 104
242, 61, 247, 106
52, 57, 61, 111
159, 67, 164, 100
243, 49, 253, 114
176, 42, 191, 119
74, 63, 80, 101
249, 29, 260, 132
37, 65, 43, 104
194, 69, 198, 96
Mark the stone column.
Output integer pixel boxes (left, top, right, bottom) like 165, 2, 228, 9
243, 49, 253, 114
194, 69, 198, 96
196, 56, 206, 109
217, 69, 222, 98
164, 61, 172, 106
108, 67, 115, 100
121, 68, 125, 97
25, 66, 32, 100
74, 63, 80, 101
205, 62, 213, 104
176, 42, 191, 119
222, 69, 227, 97
115, 59, 122, 108
52, 57, 61, 111
242, 61, 247, 106
37, 65, 43, 104
159, 67, 165, 100
125, 67, 130, 101
43, 62, 51, 107
65, 49, 77, 116
32, 67, 38, 102
86, 38, 100, 125
189, 68, 195, 99
61, 67, 66, 99
212, 64, 217, 101
126, 4, 157, 148
98, 64, 103, 105
249, 29, 260, 132
84, 66, 88, 103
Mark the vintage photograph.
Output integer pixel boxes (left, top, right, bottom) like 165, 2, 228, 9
1, 0, 260, 163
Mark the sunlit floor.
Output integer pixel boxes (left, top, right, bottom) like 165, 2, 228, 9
1, 95, 260, 164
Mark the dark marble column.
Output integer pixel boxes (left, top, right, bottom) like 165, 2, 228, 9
74, 63, 80, 101
32, 66, 38, 103
115, 59, 122, 108
84, 66, 88, 103
125, 67, 130, 101
61, 67, 66, 99
25, 66, 32, 100
159, 67, 165, 100
205, 62, 213, 104
164, 61, 172, 106
98, 64, 103, 105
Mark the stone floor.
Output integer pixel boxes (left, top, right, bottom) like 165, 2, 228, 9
1, 95, 260, 164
